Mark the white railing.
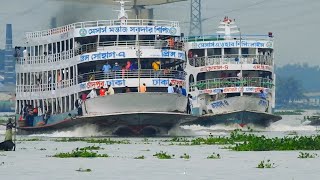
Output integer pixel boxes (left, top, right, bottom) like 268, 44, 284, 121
78, 69, 186, 83
26, 24, 74, 38
194, 77, 274, 90
16, 78, 76, 93
76, 40, 184, 55
16, 50, 75, 65
189, 54, 273, 67
184, 34, 272, 42
16, 40, 184, 65
26, 19, 180, 39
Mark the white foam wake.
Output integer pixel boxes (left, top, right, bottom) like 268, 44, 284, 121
29, 124, 104, 138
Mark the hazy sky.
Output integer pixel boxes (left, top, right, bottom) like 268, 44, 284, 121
0, 0, 319, 66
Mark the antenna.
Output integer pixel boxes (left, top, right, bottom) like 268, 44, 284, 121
114, 0, 131, 23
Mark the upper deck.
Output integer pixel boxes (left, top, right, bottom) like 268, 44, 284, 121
184, 34, 273, 49
26, 19, 181, 42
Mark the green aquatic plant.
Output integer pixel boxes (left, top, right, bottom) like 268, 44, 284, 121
180, 153, 191, 159
153, 151, 174, 159
85, 138, 130, 145
53, 148, 109, 158
134, 155, 145, 159
207, 153, 221, 159
54, 137, 86, 142
273, 111, 302, 115
141, 149, 150, 151
287, 131, 298, 136
232, 135, 320, 151
257, 159, 275, 168
298, 152, 318, 159
76, 168, 92, 172
19, 138, 44, 141
79, 146, 103, 151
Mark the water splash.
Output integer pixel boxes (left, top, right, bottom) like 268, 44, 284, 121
168, 126, 196, 136
29, 124, 105, 138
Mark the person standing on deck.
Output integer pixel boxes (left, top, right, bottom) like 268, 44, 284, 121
180, 86, 187, 96
23, 47, 28, 61
167, 83, 174, 93
187, 94, 193, 114
112, 62, 121, 78
152, 60, 161, 77
102, 62, 111, 78
88, 88, 98, 99
139, 83, 147, 93
75, 97, 83, 116
4, 118, 15, 141
99, 87, 106, 96
107, 85, 115, 95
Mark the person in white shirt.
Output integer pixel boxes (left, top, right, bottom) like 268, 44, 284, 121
88, 88, 98, 99
107, 85, 115, 95
23, 47, 28, 60
237, 71, 242, 80
167, 83, 174, 93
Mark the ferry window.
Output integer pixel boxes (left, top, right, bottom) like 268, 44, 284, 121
61, 41, 65, 52
57, 42, 61, 53
189, 74, 195, 91
241, 48, 249, 56
207, 48, 221, 56
119, 35, 136, 41
53, 43, 56, 54
224, 48, 238, 56
100, 35, 117, 43
35, 46, 39, 56
70, 39, 73, 50
66, 40, 69, 51
48, 44, 52, 53
139, 35, 155, 41
190, 49, 204, 57
197, 73, 206, 81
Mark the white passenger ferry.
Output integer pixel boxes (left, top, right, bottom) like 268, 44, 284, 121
15, 1, 195, 136
183, 17, 281, 127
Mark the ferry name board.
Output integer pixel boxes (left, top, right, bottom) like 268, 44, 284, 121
79, 78, 185, 91
75, 25, 180, 37
190, 40, 273, 49
79, 49, 186, 62
199, 87, 270, 95
199, 64, 273, 72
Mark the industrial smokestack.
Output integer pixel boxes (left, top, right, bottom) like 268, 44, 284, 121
5, 24, 12, 50
51, 17, 57, 28
4, 24, 15, 84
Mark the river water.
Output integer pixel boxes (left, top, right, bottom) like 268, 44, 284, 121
1, 111, 320, 180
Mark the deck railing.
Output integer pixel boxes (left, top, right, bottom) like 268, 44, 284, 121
184, 34, 272, 42
26, 19, 180, 39
78, 69, 186, 83
189, 54, 273, 67
16, 50, 75, 65
194, 77, 274, 90
16, 40, 184, 65
76, 40, 184, 55
16, 78, 76, 93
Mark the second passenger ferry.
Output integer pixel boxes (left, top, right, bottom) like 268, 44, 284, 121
183, 17, 281, 127
15, 1, 195, 136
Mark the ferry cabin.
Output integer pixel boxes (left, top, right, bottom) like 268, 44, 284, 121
15, 18, 186, 126
184, 33, 275, 115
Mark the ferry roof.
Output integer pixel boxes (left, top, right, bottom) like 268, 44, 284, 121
54, 0, 187, 6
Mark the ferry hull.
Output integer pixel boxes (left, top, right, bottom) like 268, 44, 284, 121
184, 110, 281, 127
186, 96, 281, 127
18, 93, 197, 136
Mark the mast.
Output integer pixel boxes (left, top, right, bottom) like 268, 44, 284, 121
137, 32, 141, 92
239, 28, 243, 96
